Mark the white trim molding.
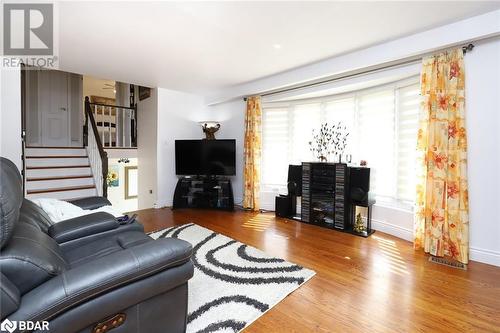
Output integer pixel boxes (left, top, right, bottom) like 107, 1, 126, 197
470, 247, 500, 267
371, 218, 413, 242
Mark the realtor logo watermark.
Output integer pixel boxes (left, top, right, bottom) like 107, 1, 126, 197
2, 2, 58, 69
1, 319, 49, 332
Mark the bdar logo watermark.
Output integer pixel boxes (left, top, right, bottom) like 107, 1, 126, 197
2, 2, 58, 68
0, 319, 16, 333
1, 319, 50, 332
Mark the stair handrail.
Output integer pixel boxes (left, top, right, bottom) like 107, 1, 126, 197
85, 100, 138, 148
84, 96, 108, 197
86, 101, 136, 110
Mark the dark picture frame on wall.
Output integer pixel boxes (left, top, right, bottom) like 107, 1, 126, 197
138, 86, 151, 101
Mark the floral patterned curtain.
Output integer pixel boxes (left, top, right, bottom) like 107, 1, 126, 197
414, 48, 469, 264
243, 96, 262, 210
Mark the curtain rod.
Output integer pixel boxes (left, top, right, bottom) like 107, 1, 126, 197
243, 42, 477, 101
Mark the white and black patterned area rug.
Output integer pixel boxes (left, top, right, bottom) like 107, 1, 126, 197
149, 223, 315, 333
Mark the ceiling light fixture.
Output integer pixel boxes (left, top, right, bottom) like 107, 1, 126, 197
273, 44, 282, 50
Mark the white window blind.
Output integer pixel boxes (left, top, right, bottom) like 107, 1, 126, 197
290, 103, 322, 163
357, 88, 396, 200
261, 78, 420, 208
396, 84, 420, 202
261, 106, 289, 187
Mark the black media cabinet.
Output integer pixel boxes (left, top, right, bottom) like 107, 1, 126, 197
301, 162, 375, 237
172, 177, 234, 211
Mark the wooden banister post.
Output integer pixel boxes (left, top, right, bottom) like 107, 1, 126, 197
84, 95, 109, 198
84, 96, 89, 146
102, 151, 108, 198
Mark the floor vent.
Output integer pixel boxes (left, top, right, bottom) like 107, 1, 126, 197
429, 256, 467, 270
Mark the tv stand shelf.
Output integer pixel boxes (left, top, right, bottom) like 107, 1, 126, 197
172, 176, 234, 211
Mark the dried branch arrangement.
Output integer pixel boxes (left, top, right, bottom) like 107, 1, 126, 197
309, 122, 349, 162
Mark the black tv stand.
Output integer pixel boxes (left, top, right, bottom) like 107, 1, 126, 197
172, 176, 234, 211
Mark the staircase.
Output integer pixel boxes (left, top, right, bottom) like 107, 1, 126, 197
25, 147, 98, 200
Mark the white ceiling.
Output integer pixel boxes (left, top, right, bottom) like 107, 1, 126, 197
58, 1, 500, 95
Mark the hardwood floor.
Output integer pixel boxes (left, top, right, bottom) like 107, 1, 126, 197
134, 208, 500, 333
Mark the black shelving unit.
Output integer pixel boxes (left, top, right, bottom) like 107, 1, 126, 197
301, 162, 375, 236
302, 162, 351, 229
172, 176, 234, 211
334, 163, 350, 229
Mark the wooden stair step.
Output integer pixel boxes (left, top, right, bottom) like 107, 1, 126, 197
26, 155, 88, 159
26, 165, 91, 170
27, 175, 93, 182
26, 146, 85, 149
27, 185, 96, 194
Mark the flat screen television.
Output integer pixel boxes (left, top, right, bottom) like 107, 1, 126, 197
175, 139, 236, 176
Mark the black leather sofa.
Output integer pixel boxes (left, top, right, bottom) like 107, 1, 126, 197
0, 157, 194, 333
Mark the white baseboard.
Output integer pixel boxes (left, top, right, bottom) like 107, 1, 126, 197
371, 218, 413, 242
234, 197, 243, 207
470, 247, 500, 267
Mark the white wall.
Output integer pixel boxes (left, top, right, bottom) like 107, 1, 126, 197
137, 88, 158, 209
0, 67, 22, 170
105, 149, 138, 213
136, 87, 221, 209
465, 38, 500, 266
137, 87, 242, 209
107, 157, 138, 213
156, 88, 209, 207
206, 99, 246, 204
115, 82, 130, 107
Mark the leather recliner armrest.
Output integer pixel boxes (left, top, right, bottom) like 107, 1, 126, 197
8, 238, 193, 323
68, 196, 112, 210
48, 212, 119, 244
1, 273, 20, 320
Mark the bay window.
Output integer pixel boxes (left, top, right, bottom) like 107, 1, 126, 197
261, 77, 420, 209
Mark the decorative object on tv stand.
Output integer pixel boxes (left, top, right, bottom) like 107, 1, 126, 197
308, 122, 349, 162
360, 160, 367, 166
199, 121, 221, 140
353, 212, 366, 233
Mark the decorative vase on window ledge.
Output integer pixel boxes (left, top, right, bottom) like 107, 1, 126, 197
309, 122, 349, 163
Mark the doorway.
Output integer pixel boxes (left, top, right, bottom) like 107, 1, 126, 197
24, 68, 82, 147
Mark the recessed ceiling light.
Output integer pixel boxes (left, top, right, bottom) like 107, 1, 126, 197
273, 44, 282, 50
